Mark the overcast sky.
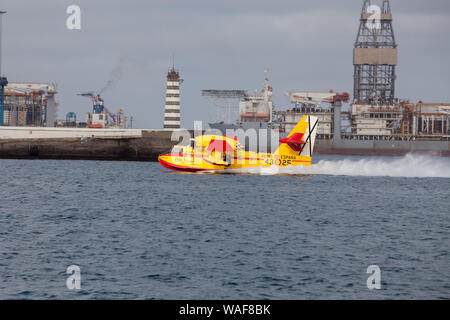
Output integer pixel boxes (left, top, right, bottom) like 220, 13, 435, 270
1, 0, 450, 128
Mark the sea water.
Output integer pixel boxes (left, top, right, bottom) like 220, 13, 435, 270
0, 155, 448, 299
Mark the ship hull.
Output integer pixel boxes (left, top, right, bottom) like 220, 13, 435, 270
315, 139, 450, 157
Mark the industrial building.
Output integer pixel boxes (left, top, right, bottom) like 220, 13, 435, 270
349, 0, 449, 138
280, 0, 449, 139
207, 0, 449, 156
2, 82, 58, 127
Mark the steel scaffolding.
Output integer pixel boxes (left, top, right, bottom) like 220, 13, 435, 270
201, 90, 248, 124
353, 0, 397, 105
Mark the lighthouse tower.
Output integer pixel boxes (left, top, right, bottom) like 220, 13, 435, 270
163, 66, 181, 129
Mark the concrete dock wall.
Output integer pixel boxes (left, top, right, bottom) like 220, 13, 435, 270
0, 130, 181, 161
0, 126, 448, 161
0, 126, 143, 139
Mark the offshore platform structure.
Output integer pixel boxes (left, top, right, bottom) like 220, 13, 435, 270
0, 11, 59, 127
202, 89, 248, 125
205, 71, 273, 127
351, 0, 402, 136
351, 0, 449, 139
3, 82, 58, 127
353, 0, 397, 105
279, 90, 350, 137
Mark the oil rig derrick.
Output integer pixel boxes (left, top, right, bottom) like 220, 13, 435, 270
353, 0, 397, 106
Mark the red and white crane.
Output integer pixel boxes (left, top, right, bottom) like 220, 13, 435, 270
286, 90, 350, 107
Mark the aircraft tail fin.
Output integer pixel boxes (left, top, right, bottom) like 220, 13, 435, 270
275, 115, 319, 158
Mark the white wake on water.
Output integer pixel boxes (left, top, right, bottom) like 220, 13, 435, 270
221, 154, 450, 178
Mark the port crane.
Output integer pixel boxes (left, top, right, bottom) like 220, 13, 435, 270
77, 92, 118, 126
286, 90, 350, 108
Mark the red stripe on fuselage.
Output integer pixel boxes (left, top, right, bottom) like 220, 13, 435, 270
159, 158, 208, 172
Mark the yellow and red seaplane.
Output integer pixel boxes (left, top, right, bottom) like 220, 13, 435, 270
158, 115, 319, 172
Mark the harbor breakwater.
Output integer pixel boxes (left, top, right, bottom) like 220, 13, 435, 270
0, 130, 180, 161
0, 127, 448, 161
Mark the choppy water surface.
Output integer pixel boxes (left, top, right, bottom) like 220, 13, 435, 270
0, 155, 449, 299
